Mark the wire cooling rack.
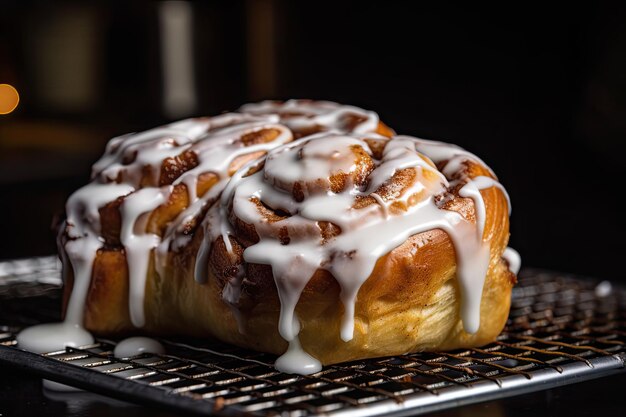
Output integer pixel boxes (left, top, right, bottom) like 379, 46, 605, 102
0, 256, 625, 416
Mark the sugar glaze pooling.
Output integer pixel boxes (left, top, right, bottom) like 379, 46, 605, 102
113, 337, 165, 358
17, 100, 516, 376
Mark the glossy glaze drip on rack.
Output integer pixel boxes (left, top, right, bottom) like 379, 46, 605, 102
113, 337, 165, 358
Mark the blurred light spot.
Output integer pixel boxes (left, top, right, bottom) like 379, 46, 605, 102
0, 84, 20, 115
159, 1, 196, 119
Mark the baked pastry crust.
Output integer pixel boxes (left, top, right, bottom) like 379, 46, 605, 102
59, 100, 515, 367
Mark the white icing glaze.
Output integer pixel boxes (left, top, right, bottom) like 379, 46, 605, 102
121, 188, 170, 327
502, 247, 521, 275
410, 138, 496, 179
272, 319, 322, 374
275, 339, 322, 375
17, 183, 132, 352
471, 175, 512, 215
594, 280, 612, 298
207, 132, 510, 373
240, 99, 382, 135
16, 323, 94, 354
113, 337, 165, 358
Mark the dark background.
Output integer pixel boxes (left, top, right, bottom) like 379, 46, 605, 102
1, 1, 625, 280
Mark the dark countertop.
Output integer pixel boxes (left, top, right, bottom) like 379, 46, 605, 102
1, 363, 624, 416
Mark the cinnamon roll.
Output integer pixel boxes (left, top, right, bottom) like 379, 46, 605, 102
17, 100, 516, 375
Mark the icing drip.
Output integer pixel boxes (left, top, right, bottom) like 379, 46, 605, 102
470, 176, 512, 215
16, 323, 94, 354
595, 281, 612, 298
17, 182, 134, 353
502, 247, 521, 275
121, 188, 170, 327
113, 337, 165, 358
410, 138, 496, 178
274, 319, 322, 374
210, 133, 510, 372
276, 338, 322, 375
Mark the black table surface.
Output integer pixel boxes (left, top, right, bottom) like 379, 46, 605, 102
0, 362, 624, 417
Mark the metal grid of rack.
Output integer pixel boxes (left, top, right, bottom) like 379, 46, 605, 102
1, 257, 625, 416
